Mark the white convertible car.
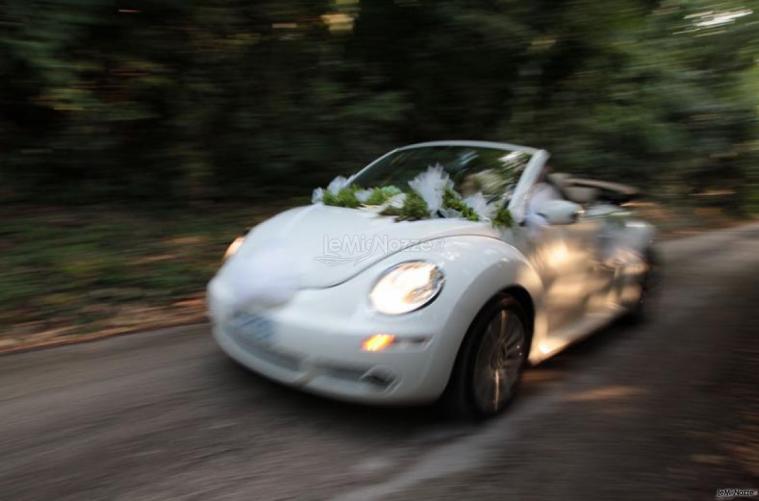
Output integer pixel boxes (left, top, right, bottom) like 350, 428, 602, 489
208, 141, 655, 417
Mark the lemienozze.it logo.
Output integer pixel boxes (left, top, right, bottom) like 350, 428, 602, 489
315, 234, 444, 266
716, 488, 758, 500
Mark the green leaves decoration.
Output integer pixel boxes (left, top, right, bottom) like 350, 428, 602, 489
442, 189, 480, 222
492, 206, 514, 228
320, 183, 513, 228
322, 185, 361, 208
381, 191, 429, 221
365, 186, 403, 205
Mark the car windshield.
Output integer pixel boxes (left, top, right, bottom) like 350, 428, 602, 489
353, 145, 531, 201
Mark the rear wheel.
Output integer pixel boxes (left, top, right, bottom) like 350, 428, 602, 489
442, 294, 530, 419
623, 247, 659, 324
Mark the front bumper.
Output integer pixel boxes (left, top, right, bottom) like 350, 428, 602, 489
208, 276, 461, 404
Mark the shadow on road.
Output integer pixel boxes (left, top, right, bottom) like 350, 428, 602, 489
207, 312, 646, 430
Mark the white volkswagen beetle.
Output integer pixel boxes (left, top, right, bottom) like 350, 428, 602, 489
208, 141, 655, 417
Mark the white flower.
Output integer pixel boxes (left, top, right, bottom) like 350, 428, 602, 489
361, 193, 406, 214
386, 193, 407, 209
355, 189, 373, 203
327, 176, 351, 195
220, 239, 301, 312
313, 175, 352, 205
463, 192, 496, 221
408, 164, 453, 216
440, 207, 463, 219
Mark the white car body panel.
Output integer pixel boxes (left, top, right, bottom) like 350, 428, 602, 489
237, 204, 501, 289
208, 141, 655, 404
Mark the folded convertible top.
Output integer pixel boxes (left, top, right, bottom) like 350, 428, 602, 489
548, 173, 640, 204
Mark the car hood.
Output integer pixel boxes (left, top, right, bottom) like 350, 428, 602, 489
226, 204, 500, 290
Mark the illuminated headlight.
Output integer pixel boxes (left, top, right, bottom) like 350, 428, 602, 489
224, 235, 245, 260
370, 261, 444, 315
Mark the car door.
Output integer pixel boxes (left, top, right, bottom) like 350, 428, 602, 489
508, 173, 595, 338
508, 156, 614, 342
531, 211, 604, 339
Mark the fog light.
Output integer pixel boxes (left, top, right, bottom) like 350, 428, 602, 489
360, 368, 397, 389
361, 334, 396, 352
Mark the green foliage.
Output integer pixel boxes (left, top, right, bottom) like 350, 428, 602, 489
318, 181, 515, 227
366, 186, 402, 205
399, 192, 431, 221
322, 186, 361, 208
0, 205, 276, 330
492, 206, 514, 229
0, 0, 756, 211
443, 189, 480, 222
382, 192, 430, 221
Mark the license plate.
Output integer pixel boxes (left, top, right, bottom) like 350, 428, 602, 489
229, 312, 275, 346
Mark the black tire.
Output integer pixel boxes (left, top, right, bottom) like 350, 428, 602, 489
622, 246, 659, 324
441, 294, 530, 419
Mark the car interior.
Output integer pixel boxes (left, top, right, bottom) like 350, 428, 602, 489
548, 173, 640, 207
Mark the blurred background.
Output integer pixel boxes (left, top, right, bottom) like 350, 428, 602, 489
1, 3, 758, 499
1, 0, 757, 346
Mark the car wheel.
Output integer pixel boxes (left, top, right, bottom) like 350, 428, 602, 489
622, 246, 659, 324
442, 294, 530, 419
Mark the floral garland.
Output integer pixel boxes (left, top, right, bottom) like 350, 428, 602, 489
312, 164, 513, 228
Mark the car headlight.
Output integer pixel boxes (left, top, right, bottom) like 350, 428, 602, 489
370, 261, 444, 315
224, 235, 245, 260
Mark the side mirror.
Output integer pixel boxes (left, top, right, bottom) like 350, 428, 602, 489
536, 200, 582, 225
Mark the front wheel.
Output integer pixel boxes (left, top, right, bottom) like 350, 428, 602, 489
442, 294, 530, 419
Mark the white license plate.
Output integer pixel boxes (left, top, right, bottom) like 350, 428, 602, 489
229, 312, 275, 346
